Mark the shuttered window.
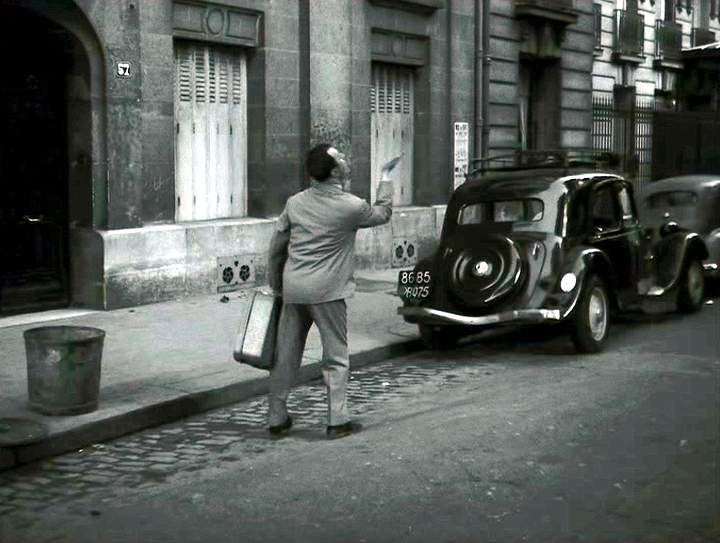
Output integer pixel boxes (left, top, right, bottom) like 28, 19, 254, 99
174, 42, 247, 221
371, 63, 414, 206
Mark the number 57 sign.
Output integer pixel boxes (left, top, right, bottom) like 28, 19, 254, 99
116, 62, 131, 78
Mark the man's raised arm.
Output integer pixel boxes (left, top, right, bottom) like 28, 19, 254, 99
356, 180, 393, 229
356, 155, 401, 229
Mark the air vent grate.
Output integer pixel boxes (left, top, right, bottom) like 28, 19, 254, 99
216, 255, 257, 293
391, 238, 418, 268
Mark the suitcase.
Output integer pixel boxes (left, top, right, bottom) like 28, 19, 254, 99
233, 289, 282, 370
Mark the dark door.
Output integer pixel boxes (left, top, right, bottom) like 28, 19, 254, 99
0, 10, 70, 315
652, 110, 720, 179
588, 182, 639, 307
519, 59, 561, 151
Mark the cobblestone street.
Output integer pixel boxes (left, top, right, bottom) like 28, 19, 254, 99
0, 353, 488, 523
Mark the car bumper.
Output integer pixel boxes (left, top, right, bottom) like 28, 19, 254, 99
397, 306, 562, 326
704, 263, 719, 278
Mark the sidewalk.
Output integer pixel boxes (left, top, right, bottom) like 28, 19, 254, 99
0, 269, 420, 470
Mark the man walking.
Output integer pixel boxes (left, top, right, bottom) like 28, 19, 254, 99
266, 143, 399, 439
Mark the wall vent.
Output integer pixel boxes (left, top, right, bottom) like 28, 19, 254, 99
217, 255, 256, 292
391, 238, 417, 268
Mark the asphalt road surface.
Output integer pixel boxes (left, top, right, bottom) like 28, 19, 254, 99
1, 293, 719, 543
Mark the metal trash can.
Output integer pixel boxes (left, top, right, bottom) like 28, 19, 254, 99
23, 326, 105, 416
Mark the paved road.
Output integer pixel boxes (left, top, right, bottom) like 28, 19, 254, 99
1, 295, 719, 543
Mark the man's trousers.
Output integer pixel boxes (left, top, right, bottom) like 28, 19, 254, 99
268, 299, 349, 427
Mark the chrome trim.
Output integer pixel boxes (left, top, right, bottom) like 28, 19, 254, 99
647, 286, 666, 296
704, 263, 718, 271
397, 306, 561, 325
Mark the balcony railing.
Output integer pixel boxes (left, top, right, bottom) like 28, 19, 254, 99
613, 9, 644, 60
655, 20, 682, 60
514, 0, 578, 25
692, 27, 716, 47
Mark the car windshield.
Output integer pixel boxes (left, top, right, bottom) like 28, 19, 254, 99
645, 191, 697, 209
459, 199, 544, 224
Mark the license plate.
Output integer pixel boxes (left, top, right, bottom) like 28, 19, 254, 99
397, 270, 432, 301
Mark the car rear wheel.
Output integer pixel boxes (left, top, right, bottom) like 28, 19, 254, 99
419, 325, 460, 350
677, 258, 705, 313
569, 275, 610, 354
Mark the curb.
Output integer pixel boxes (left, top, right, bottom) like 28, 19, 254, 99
0, 337, 422, 471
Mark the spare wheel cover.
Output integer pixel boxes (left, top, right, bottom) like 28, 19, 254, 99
449, 235, 524, 307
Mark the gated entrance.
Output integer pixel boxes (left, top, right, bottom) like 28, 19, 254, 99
652, 110, 720, 179
593, 94, 720, 185
592, 94, 654, 188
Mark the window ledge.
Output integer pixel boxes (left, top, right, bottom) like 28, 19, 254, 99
515, 2, 579, 25
611, 52, 645, 64
367, 0, 444, 15
653, 58, 683, 70
177, 217, 277, 230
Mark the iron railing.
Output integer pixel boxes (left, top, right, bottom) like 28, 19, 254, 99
613, 9, 644, 58
592, 94, 654, 187
691, 27, 716, 47
655, 20, 682, 60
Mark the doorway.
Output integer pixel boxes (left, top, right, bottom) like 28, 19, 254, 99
519, 58, 561, 151
0, 7, 75, 315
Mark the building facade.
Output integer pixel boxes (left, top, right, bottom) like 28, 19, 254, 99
0, 0, 599, 315
591, 0, 720, 183
486, 0, 595, 157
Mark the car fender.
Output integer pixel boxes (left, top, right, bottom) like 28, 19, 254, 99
654, 232, 709, 290
705, 227, 720, 266
548, 247, 616, 319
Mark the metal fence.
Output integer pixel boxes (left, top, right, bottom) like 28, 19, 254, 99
592, 94, 654, 189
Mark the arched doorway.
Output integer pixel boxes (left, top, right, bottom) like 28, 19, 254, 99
0, 3, 99, 315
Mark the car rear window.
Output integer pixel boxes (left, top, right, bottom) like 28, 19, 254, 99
459, 199, 544, 224
645, 191, 697, 209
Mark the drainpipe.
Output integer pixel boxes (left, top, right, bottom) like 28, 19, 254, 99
474, 0, 491, 161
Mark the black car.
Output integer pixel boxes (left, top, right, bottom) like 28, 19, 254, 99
638, 175, 720, 281
397, 159, 708, 353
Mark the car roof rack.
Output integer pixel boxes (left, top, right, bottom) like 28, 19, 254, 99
466, 150, 621, 179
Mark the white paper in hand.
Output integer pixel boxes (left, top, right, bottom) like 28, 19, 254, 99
381, 155, 402, 174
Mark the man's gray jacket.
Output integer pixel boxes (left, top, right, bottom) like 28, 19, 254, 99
267, 180, 393, 304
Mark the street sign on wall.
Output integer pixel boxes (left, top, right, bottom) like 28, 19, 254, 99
453, 122, 469, 189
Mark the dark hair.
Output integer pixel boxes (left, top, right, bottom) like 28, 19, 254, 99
306, 143, 337, 181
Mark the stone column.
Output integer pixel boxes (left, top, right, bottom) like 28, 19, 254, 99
308, 1, 354, 162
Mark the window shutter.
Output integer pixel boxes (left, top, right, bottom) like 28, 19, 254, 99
370, 63, 414, 206
174, 43, 247, 221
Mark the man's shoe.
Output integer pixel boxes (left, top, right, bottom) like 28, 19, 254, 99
326, 421, 363, 440
268, 416, 293, 437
